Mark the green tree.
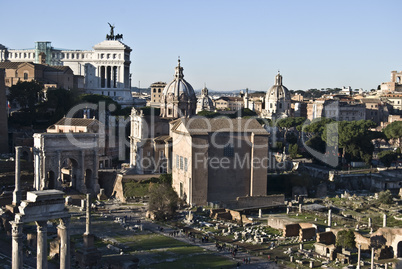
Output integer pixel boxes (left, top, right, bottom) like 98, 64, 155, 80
8, 80, 43, 112
383, 121, 402, 149
197, 110, 221, 118
45, 88, 77, 122
158, 173, 172, 184
276, 117, 306, 142
377, 150, 397, 167
378, 190, 393, 204
79, 93, 121, 114
289, 144, 299, 159
336, 229, 356, 250
148, 183, 178, 220
322, 120, 377, 164
302, 117, 334, 137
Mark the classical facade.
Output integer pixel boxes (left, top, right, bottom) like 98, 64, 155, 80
160, 59, 197, 118
0, 25, 133, 105
263, 72, 291, 119
196, 86, 214, 113
170, 117, 269, 205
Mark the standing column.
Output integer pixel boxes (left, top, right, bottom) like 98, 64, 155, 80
57, 151, 61, 188
85, 193, 91, 235
13, 146, 22, 205
383, 214, 387, 228
36, 221, 48, 269
58, 217, 70, 269
11, 221, 23, 269
356, 244, 361, 269
40, 152, 46, 190
328, 209, 332, 227
371, 247, 374, 269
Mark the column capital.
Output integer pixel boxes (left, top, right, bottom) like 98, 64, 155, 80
58, 217, 70, 229
10, 221, 23, 237
36, 220, 48, 231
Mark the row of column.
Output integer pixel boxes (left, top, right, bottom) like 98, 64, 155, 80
99, 65, 119, 89
12, 217, 70, 269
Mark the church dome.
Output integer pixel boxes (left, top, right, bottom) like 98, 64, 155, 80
266, 72, 290, 101
162, 59, 196, 101
196, 87, 214, 113
160, 59, 197, 118
264, 72, 291, 119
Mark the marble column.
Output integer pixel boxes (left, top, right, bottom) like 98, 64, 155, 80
368, 217, 372, 228
11, 221, 23, 269
57, 151, 61, 188
328, 209, 332, 227
36, 221, 48, 269
85, 193, 91, 235
383, 214, 387, 228
58, 217, 70, 269
371, 247, 374, 269
357, 244, 361, 269
13, 146, 22, 205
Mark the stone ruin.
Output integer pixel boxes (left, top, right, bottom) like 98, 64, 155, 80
12, 190, 71, 269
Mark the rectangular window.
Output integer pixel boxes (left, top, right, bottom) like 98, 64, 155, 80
184, 158, 188, 172
176, 154, 179, 168
180, 156, 184, 170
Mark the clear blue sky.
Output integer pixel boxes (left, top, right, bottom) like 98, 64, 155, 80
1, 0, 401, 92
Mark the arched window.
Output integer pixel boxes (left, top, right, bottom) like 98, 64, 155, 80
23, 72, 28, 80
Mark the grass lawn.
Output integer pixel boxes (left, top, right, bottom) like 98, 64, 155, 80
112, 233, 236, 268
147, 253, 235, 269
115, 233, 187, 251
123, 181, 150, 197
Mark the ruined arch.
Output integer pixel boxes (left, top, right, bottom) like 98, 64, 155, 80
61, 157, 79, 189
33, 133, 100, 194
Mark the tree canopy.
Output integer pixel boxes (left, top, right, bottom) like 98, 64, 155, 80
383, 121, 402, 148
322, 120, 377, 164
377, 150, 397, 168
8, 80, 43, 112
336, 229, 356, 250
148, 182, 178, 220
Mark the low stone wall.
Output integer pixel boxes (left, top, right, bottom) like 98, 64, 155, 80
235, 194, 285, 209
267, 215, 296, 230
